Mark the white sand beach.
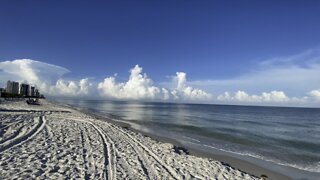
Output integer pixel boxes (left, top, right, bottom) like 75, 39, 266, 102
0, 100, 261, 180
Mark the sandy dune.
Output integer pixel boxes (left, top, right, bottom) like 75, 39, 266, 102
0, 100, 260, 179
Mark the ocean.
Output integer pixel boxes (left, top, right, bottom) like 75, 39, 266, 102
53, 99, 320, 178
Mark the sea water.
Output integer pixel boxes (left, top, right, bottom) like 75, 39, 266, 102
54, 99, 320, 178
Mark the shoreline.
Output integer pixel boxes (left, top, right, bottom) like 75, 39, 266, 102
68, 103, 292, 180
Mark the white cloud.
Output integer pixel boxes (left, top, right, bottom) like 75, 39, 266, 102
219, 90, 289, 102
49, 78, 95, 97
308, 89, 320, 101
0, 59, 69, 86
0, 59, 94, 97
176, 72, 187, 90
162, 88, 170, 100
97, 65, 211, 101
97, 65, 161, 100
216, 90, 312, 106
171, 72, 211, 101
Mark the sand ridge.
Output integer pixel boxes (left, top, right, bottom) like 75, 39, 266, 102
0, 100, 261, 179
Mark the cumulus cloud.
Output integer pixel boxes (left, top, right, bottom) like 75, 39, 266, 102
98, 65, 162, 100
49, 78, 95, 97
97, 65, 212, 101
217, 90, 289, 104
171, 72, 211, 101
308, 90, 320, 101
215, 90, 317, 107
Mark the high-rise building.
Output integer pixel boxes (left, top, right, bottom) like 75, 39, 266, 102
30, 86, 35, 97
20, 83, 30, 97
0, 88, 5, 97
6, 81, 19, 94
35, 89, 40, 97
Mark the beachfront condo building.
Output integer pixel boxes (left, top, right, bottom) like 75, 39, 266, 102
0, 88, 5, 97
20, 83, 31, 97
2, 80, 43, 98
35, 89, 40, 97
31, 86, 35, 97
6, 81, 19, 95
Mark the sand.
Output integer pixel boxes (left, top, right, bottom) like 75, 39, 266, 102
0, 99, 262, 179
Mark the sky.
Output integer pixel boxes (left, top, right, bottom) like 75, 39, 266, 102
1, 0, 320, 107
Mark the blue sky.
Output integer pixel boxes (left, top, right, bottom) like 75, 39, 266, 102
1, 1, 320, 106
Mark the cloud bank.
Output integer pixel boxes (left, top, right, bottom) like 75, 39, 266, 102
0, 56, 319, 107
216, 90, 303, 106
0, 59, 211, 102
97, 65, 210, 101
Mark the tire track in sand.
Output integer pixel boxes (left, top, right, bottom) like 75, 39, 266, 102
69, 118, 116, 180
89, 122, 117, 180
79, 127, 90, 180
0, 122, 29, 144
61, 116, 181, 179
0, 116, 46, 153
67, 117, 155, 179
105, 123, 182, 180
101, 123, 157, 179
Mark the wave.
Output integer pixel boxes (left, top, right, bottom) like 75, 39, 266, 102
182, 136, 201, 143
200, 143, 320, 173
